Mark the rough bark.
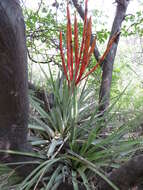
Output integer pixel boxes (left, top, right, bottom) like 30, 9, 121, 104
0, 0, 34, 175
98, 0, 130, 114
97, 155, 143, 190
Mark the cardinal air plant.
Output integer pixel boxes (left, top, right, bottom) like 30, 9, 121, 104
60, 0, 118, 87
13, 1, 141, 190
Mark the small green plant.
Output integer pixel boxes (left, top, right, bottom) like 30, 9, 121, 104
27, 72, 143, 190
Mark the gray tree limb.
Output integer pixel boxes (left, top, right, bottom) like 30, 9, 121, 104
98, 0, 130, 114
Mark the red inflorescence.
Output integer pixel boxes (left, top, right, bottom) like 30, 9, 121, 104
60, 0, 118, 86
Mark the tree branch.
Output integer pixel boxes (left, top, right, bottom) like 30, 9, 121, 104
27, 48, 62, 69
98, 0, 130, 114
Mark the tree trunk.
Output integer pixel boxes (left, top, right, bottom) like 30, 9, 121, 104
99, 0, 130, 114
97, 155, 143, 190
0, 0, 33, 172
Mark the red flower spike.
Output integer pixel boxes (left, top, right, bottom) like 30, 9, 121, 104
79, 33, 119, 82
98, 33, 119, 65
59, 31, 69, 83
74, 13, 79, 81
78, 0, 88, 64
59, 0, 118, 87
76, 17, 92, 85
82, 17, 92, 62
67, 5, 73, 81
79, 62, 100, 83
87, 36, 96, 64
76, 36, 97, 85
